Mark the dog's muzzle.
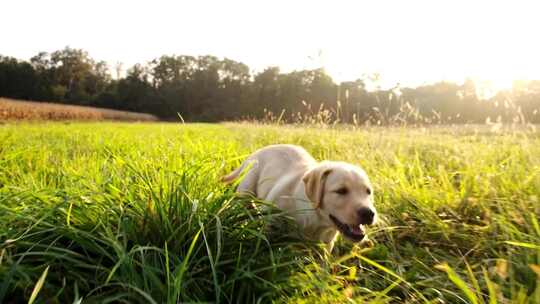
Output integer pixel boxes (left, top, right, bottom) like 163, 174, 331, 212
329, 214, 366, 242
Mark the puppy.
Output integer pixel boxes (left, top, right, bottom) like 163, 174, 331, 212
222, 144, 376, 251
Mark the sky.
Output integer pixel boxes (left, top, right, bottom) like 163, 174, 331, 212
1, 0, 539, 91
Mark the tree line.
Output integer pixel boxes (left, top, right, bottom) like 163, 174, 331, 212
1, 47, 539, 124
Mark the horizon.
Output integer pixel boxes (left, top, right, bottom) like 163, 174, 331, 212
2, 0, 539, 93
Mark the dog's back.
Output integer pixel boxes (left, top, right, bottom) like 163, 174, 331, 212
222, 144, 316, 198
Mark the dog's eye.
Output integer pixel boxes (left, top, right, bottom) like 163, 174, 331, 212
335, 188, 349, 195
366, 188, 372, 195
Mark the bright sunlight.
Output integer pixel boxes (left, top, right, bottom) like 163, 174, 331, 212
2, 1, 540, 303
1, 0, 539, 92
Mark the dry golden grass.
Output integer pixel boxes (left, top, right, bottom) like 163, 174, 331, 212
0, 98, 158, 121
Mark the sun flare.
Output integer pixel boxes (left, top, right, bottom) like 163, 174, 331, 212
2, 0, 540, 91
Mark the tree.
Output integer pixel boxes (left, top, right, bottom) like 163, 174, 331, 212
0, 56, 41, 100
2, 47, 540, 124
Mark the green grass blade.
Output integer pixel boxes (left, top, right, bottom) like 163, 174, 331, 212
435, 263, 478, 304
28, 265, 49, 304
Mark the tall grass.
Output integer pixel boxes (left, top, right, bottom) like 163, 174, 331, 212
0, 122, 539, 303
257, 96, 540, 129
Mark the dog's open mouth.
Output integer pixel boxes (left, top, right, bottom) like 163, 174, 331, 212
329, 214, 365, 242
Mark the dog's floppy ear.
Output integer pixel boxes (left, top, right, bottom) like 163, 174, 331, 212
303, 164, 332, 209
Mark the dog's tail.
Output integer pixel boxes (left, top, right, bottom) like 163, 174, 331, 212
221, 160, 249, 184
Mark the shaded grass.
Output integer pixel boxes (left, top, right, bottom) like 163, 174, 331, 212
0, 122, 539, 303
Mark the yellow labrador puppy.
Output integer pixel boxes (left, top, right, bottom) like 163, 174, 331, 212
222, 144, 376, 251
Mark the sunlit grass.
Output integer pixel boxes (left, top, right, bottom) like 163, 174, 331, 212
0, 122, 539, 303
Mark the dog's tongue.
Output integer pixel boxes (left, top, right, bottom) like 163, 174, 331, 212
350, 225, 363, 235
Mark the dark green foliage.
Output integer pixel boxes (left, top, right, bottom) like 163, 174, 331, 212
1, 48, 540, 123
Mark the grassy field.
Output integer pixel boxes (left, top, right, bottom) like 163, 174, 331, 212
0, 98, 158, 121
0, 122, 539, 303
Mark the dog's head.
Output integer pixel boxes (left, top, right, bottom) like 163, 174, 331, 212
302, 161, 376, 242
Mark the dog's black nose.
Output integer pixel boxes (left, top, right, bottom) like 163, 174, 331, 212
357, 208, 375, 225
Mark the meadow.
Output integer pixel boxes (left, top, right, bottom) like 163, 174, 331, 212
0, 122, 539, 303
